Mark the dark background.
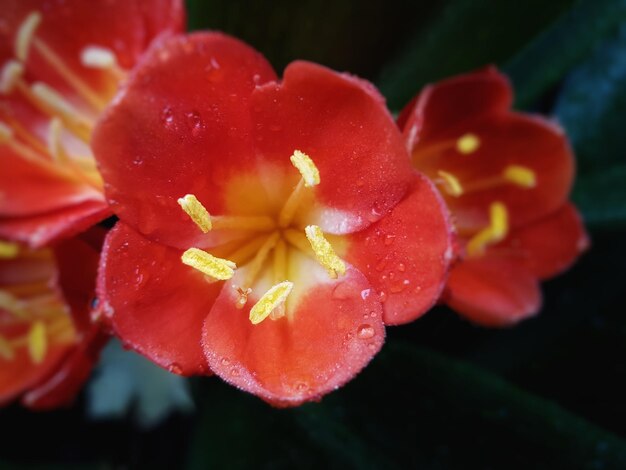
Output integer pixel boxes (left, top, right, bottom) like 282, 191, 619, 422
2, 0, 626, 468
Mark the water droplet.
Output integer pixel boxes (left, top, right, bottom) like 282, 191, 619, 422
230, 367, 240, 377
295, 382, 309, 392
168, 363, 183, 374
398, 263, 406, 272
220, 357, 230, 366
186, 110, 204, 137
375, 258, 387, 272
360, 289, 371, 300
252, 73, 261, 84
370, 311, 377, 318
132, 155, 144, 166
390, 283, 405, 293
363, 312, 369, 319
378, 291, 387, 303
160, 106, 174, 129
384, 234, 395, 246
357, 324, 375, 339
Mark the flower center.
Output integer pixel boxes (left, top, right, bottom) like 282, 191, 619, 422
0, 11, 127, 191
0, 244, 77, 364
178, 150, 346, 325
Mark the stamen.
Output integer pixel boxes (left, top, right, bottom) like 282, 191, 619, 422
242, 232, 280, 288
304, 225, 346, 279
249, 281, 294, 325
0, 335, 14, 361
437, 170, 464, 197
15, 12, 42, 61
290, 150, 320, 187
226, 236, 268, 266
178, 194, 212, 233
0, 241, 20, 258
283, 228, 313, 255
0, 60, 24, 94
233, 286, 252, 309
456, 133, 480, 154
0, 122, 13, 142
211, 215, 275, 232
47, 117, 68, 162
0, 291, 27, 318
81, 46, 117, 69
466, 202, 509, 257
27, 320, 47, 364
181, 248, 236, 281
278, 179, 306, 228
503, 165, 536, 188
273, 239, 287, 284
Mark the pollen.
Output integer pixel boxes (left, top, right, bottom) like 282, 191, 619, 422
503, 165, 537, 188
16, 11, 42, 61
249, 281, 294, 325
466, 202, 509, 257
456, 133, 480, 154
81, 46, 118, 69
177, 194, 212, 233
27, 321, 47, 364
181, 248, 236, 280
304, 225, 346, 279
0, 241, 19, 259
437, 170, 464, 197
290, 150, 320, 187
0, 60, 24, 95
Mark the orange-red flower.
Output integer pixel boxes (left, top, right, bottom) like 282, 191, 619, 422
0, 235, 106, 409
398, 67, 589, 326
92, 33, 453, 406
0, 0, 184, 247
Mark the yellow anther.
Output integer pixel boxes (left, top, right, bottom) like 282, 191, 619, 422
304, 225, 346, 279
0, 60, 24, 94
249, 281, 294, 325
466, 202, 509, 257
437, 170, 464, 197
456, 133, 480, 154
0, 122, 13, 143
0, 335, 14, 361
181, 248, 236, 280
27, 321, 47, 364
16, 11, 42, 61
290, 150, 320, 187
177, 194, 212, 233
80, 46, 118, 69
0, 241, 19, 258
503, 165, 537, 188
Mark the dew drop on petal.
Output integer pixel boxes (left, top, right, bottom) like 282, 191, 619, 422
220, 357, 230, 366
360, 288, 371, 300
357, 324, 375, 340
168, 363, 183, 374
160, 106, 174, 129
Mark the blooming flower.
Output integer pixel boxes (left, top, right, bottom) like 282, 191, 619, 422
0, 0, 184, 247
93, 32, 453, 406
398, 67, 589, 326
0, 235, 106, 409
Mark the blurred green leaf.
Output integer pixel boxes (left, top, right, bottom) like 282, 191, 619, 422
554, 25, 626, 225
376, 0, 574, 110
505, 0, 626, 109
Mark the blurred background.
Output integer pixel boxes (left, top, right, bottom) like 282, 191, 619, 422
2, 0, 626, 468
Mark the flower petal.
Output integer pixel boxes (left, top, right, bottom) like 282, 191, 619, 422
250, 61, 414, 234
0, 199, 110, 248
202, 259, 384, 407
501, 203, 589, 280
444, 257, 541, 327
344, 172, 453, 325
96, 222, 217, 376
93, 32, 277, 249
399, 66, 512, 149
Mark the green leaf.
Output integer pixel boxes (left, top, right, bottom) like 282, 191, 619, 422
554, 25, 626, 225
504, 0, 626, 109
376, 0, 574, 110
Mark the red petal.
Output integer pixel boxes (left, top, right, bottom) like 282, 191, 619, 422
0, 199, 110, 248
427, 113, 574, 231
399, 66, 512, 149
344, 172, 453, 325
93, 32, 277, 249
203, 263, 384, 407
96, 222, 217, 376
444, 257, 541, 327
250, 61, 414, 234
502, 203, 589, 280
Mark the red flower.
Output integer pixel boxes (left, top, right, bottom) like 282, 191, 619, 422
398, 67, 589, 326
0, 0, 184, 248
0, 235, 106, 409
92, 33, 453, 406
